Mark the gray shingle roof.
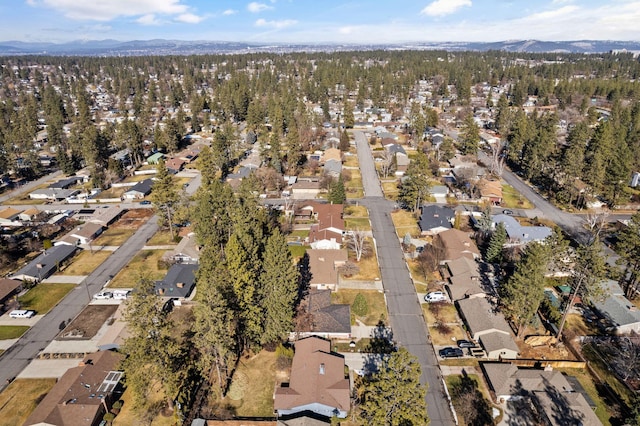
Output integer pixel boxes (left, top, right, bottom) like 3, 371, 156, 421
12, 244, 77, 281
419, 205, 454, 232
155, 263, 198, 298
492, 214, 552, 244
456, 296, 512, 339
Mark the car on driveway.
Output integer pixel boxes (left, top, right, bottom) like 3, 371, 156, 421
456, 339, 476, 348
93, 291, 113, 300
439, 347, 464, 358
503, 209, 514, 215
9, 309, 35, 319
139, 200, 151, 205
424, 291, 447, 303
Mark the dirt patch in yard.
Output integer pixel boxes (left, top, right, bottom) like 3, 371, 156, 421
57, 304, 118, 340
112, 208, 153, 229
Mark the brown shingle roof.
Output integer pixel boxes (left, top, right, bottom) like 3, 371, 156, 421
307, 249, 348, 287
433, 229, 480, 262
274, 337, 350, 415
0, 278, 22, 302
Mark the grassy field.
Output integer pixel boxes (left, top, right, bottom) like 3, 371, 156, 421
0, 325, 29, 340
108, 250, 170, 288
422, 303, 466, 345
222, 350, 277, 417
58, 250, 111, 275
288, 229, 309, 239
18, 283, 76, 314
390, 209, 421, 237
288, 245, 308, 259
147, 230, 180, 246
502, 183, 534, 209
343, 154, 359, 167
96, 186, 126, 199
0, 379, 56, 425
113, 385, 175, 426
344, 217, 371, 230
344, 205, 369, 217
423, 302, 459, 325
94, 227, 136, 246
381, 180, 399, 199
331, 289, 387, 326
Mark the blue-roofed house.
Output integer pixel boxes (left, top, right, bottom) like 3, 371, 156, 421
146, 152, 165, 165
491, 214, 552, 247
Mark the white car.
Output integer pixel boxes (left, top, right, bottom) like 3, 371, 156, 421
424, 291, 447, 303
93, 291, 113, 300
9, 309, 36, 319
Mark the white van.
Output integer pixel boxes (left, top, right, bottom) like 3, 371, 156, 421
9, 309, 35, 319
424, 291, 447, 303
112, 290, 131, 300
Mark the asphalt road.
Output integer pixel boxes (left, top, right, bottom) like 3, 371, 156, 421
355, 131, 455, 425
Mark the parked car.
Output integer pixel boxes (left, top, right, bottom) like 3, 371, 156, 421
439, 347, 464, 358
139, 200, 151, 205
456, 339, 476, 348
424, 291, 447, 303
93, 291, 113, 300
113, 290, 131, 300
503, 209, 514, 215
9, 309, 35, 319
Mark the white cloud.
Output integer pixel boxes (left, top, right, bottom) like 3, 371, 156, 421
255, 18, 296, 29
136, 14, 161, 25
421, 0, 471, 17
175, 13, 204, 24
247, 2, 273, 13
32, 0, 191, 21
222, 9, 237, 16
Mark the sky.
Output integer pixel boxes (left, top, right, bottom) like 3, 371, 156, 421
1, 0, 640, 44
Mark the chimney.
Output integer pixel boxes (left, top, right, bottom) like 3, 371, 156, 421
177, 282, 184, 288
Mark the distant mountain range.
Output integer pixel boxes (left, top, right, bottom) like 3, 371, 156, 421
1, 39, 640, 56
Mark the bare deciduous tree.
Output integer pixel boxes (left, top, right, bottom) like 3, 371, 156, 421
349, 229, 369, 262
378, 150, 394, 178
583, 208, 609, 242
489, 139, 506, 177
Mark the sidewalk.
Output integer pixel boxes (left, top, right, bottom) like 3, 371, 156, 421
44, 275, 87, 284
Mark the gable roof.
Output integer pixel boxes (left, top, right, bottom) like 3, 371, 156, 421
163, 232, 200, 263
12, 244, 77, 282
24, 350, 123, 426
444, 256, 479, 278
305, 289, 351, 335
307, 249, 348, 287
456, 296, 512, 339
446, 278, 485, 301
592, 279, 640, 331
155, 263, 198, 298
492, 214, 552, 245
126, 178, 154, 196
479, 331, 520, 356
0, 207, 21, 220
322, 148, 342, 163
274, 337, 350, 417
419, 205, 454, 233
433, 229, 480, 261
0, 278, 22, 302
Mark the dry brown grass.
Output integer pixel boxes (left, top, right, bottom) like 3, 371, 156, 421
58, 250, 112, 275
346, 252, 380, 281
146, 230, 179, 246
112, 384, 175, 426
221, 350, 277, 417
423, 303, 459, 325
344, 205, 369, 218
391, 209, 421, 237
331, 289, 388, 325
107, 250, 170, 288
93, 228, 136, 246
0, 379, 56, 425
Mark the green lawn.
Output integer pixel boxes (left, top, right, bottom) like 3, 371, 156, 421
345, 217, 371, 230
288, 245, 308, 259
0, 325, 30, 340
18, 283, 76, 314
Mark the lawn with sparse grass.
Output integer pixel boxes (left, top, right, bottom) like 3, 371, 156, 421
502, 183, 534, 209
222, 350, 277, 417
391, 209, 421, 237
18, 283, 76, 314
289, 229, 309, 239
423, 302, 459, 325
345, 217, 371, 230
288, 245, 308, 259
0, 325, 29, 340
94, 227, 136, 246
440, 358, 481, 367
344, 154, 359, 167
333, 338, 371, 352
146, 230, 180, 246
96, 187, 126, 199
107, 250, 170, 288
57, 250, 111, 275
345, 205, 368, 217
113, 384, 175, 426
381, 180, 399, 199
331, 289, 387, 325
0, 379, 56, 425
346, 252, 380, 281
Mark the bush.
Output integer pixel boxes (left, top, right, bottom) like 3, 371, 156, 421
275, 343, 294, 370
352, 293, 369, 317
103, 412, 115, 424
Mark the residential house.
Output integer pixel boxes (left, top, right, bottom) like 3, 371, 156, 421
155, 263, 198, 302
165, 157, 186, 173
432, 229, 480, 263
385, 143, 410, 175
491, 214, 552, 247
305, 202, 345, 250
291, 180, 322, 200
70, 223, 104, 245
146, 152, 165, 165
226, 165, 257, 190
322, 148, 343, 178
442, 257, 485, 301
456, 297, 519, 359
49, 176, 83, 189
294, 289, 351, 340
88, 206, 124, 227
23, 350, 124, 426
418, 204, 454, 236
482, 363, 601, 426
306, 249, 348, 291
29, 188, 79, 201
0, 207, 22, 225
18, 207, 41, 222
477, 179, 503, 205
429, 185, 450, 203
162, 232, 200, 264
123, 178, 154, 199
0, 278, 23, 311
592, 280, 640, 335
274, 336, 350, 419
12, 244, 77, 282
